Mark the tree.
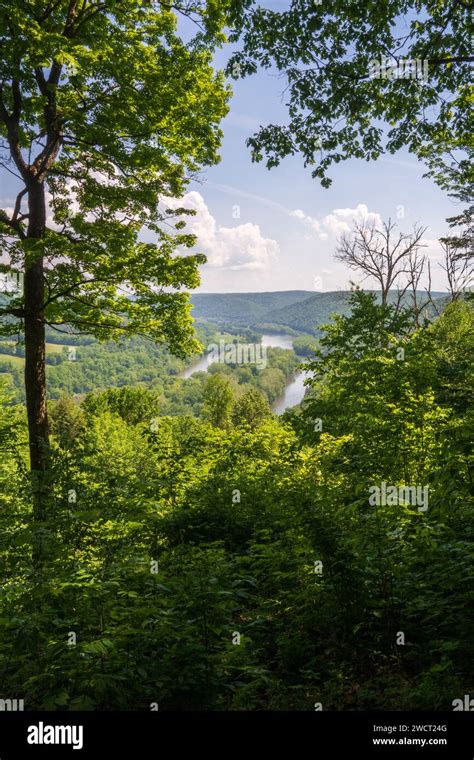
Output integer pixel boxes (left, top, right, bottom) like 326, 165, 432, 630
202, 373, 235, 428
439, 206, 473, 265
232, 386, 271, 427
49, 395, 85, 449
439, 240, 472, 302
82, 385, 159, 426
335, 219, 427, 307
292, 334, 318, 358
427, 299, 473, 412
228, 0, 472, 195
0, 1, 230, 535
0, 376, 24, 455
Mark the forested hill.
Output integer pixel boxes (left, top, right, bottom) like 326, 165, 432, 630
1, 289, 448, 338
190, 290, 312, 327
191, 290, 448, 335
262, 291, 352, 334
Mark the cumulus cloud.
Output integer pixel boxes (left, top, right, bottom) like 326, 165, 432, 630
291, 203, 382, 240
163, 191, 278, 271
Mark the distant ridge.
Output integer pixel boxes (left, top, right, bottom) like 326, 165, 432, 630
190, 290, 312, 325
190, 290, 448, 335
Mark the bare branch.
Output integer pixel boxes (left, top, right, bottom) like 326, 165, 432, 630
335, 219, 428, 310
440, 241, 473, 301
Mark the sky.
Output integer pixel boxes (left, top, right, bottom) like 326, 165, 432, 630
174, 8, 462, 294
0, 7, 463, 296
184, 54, 460, 293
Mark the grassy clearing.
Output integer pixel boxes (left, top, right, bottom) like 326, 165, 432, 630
0, 343, 72, 369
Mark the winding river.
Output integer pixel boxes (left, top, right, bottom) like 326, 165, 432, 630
179, 353, 213, 379
179, 333, 308, 414
271, 369, 309, 415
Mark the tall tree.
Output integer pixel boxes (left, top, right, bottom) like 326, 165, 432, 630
202, 372, 235, 428
232, 386, 271, 427
228, 0, 472, 196
0, 1, 231, 532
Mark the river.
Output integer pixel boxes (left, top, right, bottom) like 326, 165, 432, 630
179, 353, 212, 379
271, 369, 310, 415
179, 333, 308, 413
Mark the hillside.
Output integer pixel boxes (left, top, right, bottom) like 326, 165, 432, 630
263, 291, 352, 334
192, 290, 448, 335
190, 290, 312, 324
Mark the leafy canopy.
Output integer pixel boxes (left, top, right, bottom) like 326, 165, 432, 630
0, 0, 233, 352
228, 0, 472, 196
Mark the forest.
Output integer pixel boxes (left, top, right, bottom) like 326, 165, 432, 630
0, 288, 472, 710
0, 0, 472, 723
0, 320, 300, 408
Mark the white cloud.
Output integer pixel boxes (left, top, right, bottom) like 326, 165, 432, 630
163, 191, 278, 271
291, 203, 383, 240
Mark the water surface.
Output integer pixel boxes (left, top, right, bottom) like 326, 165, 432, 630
179, 333, 309, 413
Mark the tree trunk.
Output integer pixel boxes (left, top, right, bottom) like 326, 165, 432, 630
24, 181, 49, 561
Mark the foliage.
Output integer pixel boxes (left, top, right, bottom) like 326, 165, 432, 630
229, 0, 472, 197
0, 0, 232, 347
49, 396, 86, 449
231, 387, 271, 428
82, 386, 160, 427
202, 373, 236, 428
0, 294, 472, 710
292, 334, 318, 357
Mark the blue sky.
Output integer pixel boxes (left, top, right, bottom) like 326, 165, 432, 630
185, 51, 460, 293
177, 20, 460, 293
0, 10, 461, 295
